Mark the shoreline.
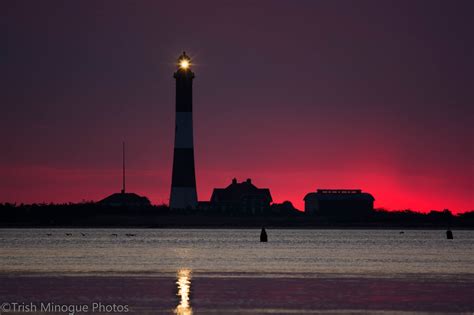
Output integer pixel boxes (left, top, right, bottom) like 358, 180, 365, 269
0, 222, 474, 231
1, 225, 472, 229
1, 270, 474, 279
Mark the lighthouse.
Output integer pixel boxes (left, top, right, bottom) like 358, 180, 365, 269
170, 52, 198, 209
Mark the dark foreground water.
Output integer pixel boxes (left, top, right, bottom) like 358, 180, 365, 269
0, 229, 473, 314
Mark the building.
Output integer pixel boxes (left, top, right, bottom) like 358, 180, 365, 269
209, 178, 272, 215
99, 192, 151, 208
98, 142, 151, 208
304, 189, 374, 216
170, 52, 198, 209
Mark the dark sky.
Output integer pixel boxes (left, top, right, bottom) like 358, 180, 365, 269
1, 1, 473, 212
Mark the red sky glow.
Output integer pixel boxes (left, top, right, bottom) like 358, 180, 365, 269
1, 1, 472, 213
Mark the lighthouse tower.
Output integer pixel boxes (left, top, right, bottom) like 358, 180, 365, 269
170, 52, 198, 209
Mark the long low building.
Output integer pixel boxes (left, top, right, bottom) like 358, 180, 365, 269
304, 189, 374, 216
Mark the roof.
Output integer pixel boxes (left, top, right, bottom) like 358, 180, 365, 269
99, 192, 151, 206
304, 189, 374, 201
211, 179, 272, 203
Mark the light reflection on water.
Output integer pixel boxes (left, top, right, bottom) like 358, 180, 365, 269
174, 269, 192, 315
0, 228, 473, 314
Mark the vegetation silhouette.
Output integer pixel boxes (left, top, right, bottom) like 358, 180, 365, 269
0, 202, 472, 228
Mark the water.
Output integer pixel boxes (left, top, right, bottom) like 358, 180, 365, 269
0, 229, 472, 275
1, 229, 473, 314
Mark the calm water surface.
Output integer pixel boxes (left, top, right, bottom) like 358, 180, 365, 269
1, 229, 473, 314
0, 229, 472, 275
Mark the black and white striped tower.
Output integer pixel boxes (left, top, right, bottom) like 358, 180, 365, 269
170, 52, 198, 209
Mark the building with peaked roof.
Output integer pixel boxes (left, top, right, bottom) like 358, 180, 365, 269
208, 178, 272, 215
304, 189, 374, 216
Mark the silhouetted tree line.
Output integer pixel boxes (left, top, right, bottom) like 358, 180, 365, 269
0, 202, 472, 228
369, 208, 474, 227
0, 202, 168, 226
